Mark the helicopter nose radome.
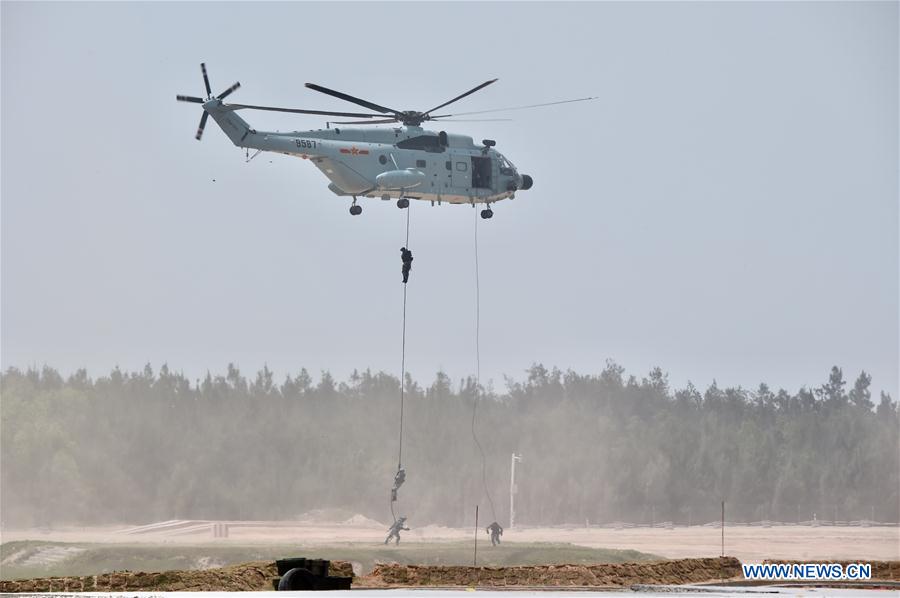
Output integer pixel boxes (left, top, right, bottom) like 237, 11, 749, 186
519, 174, 534, 190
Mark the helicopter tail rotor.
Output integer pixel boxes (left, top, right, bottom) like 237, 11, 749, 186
201, 63, 212, 97
176, 63, 241, 140
196, 112, 209, 141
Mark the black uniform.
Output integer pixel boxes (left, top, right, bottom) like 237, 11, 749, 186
486, 521, 503, 546
401, 247, 413, 283
385, 516, 409, 545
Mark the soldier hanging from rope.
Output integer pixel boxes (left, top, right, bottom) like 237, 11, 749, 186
384, 516, 409, 545
391, 467, 406, 502
401, 247, 413, 283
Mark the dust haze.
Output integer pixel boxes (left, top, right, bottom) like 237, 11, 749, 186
2, 363, 897, 530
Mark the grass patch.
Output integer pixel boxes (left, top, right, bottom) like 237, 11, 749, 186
310, 541, 657, 572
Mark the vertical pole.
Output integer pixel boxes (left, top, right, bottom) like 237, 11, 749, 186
474, 505, 479, 567
510, 453, 517, 529
509, 453, 522, 528
721, 500, 725, 557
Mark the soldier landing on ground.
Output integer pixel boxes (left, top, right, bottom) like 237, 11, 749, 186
391, 467, 406, 502
385, 516, 409, 545
486, 521, 503, 546
401, 247, 413, 283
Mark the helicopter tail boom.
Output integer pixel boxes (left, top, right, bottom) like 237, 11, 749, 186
205, 103, 256, 147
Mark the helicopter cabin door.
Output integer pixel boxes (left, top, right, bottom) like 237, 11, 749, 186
471, 155, 492, 190
451, 154, 471, 189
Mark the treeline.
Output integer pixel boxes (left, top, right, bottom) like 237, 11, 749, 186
1, 363, 897, 528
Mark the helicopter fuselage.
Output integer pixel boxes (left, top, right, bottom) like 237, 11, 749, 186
207, 101, 533, 206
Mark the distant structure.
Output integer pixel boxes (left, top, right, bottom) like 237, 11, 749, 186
510, 453, 522, 528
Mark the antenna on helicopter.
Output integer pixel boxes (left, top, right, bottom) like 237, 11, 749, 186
175, 63, 241, 140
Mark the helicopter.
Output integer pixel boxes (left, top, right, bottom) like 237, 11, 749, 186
176, 64, 594, 218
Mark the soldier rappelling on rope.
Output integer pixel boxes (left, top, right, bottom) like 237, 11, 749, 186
401, 247, 413, 283
391, 467, 406, 502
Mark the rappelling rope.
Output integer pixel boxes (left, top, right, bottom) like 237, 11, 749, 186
391, 205, 412, 524
398, 205, 410, 469
471, 206, 497, 523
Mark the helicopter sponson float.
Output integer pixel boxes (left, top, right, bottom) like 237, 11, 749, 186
177, 64, 594, 218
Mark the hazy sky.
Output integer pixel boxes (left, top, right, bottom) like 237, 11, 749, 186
2, 2, 897, 398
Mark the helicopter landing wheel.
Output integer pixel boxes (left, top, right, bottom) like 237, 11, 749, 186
480, 208, 493, 219
397, 198, 410, 209
349, 205, 362, 216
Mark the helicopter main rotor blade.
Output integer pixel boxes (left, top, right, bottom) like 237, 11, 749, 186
432, 96, 598, 118
201, 63, 212, 97
428, 118, 513, 122
217, 82, 241, 100
305, 83, 399, 115
226, 103, 390, 119
177, 95, 205, 103
424, 79, 498, 116
330, 118, 401, 125
196, 111, 209, 141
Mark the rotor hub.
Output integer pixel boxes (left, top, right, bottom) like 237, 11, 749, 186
399, 111, 425, 126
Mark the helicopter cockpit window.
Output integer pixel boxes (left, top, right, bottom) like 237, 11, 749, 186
396, 135, 444, 153
498, 154, 516, 176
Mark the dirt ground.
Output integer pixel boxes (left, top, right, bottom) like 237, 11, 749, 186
0, 557, 743, 591
3, 523, 896, 562
361, 557, 744, 588
3, 557, 898, 592
0, 561, 277, 593
0, 560, 355, 593
513, 525, 900, 562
